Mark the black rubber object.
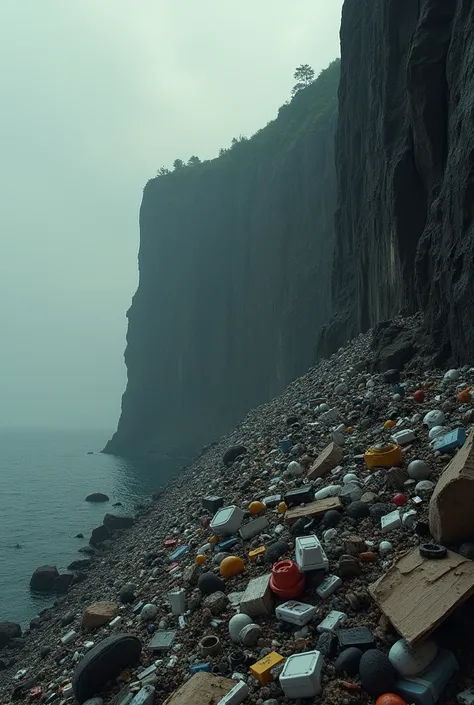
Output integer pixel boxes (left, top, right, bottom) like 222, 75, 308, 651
72, 633, 142, 703
419, 543, 447, 559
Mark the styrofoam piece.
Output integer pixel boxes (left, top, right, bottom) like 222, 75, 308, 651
239, 516, 269, 540
130, 685, 156, 705
315, 574, 342, 599
210, 506, 245, 536
391, 429, 416, 445
381, 510, 401, 534
279, 650, 323, 698
60, 630, 77, 644
295, 535, 329, 573
217, 680, 249, 705
275, 600, 318, 626
168, 588, 186, 615
316, 610, 347, 633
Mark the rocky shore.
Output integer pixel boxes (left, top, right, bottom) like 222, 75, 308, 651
2, 316, 474, 705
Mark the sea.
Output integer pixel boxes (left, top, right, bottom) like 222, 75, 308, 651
0, 427, 184, 627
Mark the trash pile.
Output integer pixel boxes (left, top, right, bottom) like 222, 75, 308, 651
3, 316, 474, 705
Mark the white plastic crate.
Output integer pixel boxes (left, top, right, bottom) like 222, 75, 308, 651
210, 505, 245, 536
279, 650, 323, 698
275, 600, 318, 626
295, 535, 329, 573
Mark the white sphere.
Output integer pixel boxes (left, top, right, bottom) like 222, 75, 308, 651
287, 461, 303, 477
444, 369, 460, 382
407, 459, 431, 481
228, 614, 253, 642
389, 638, 438, 676
423, 410, 445, 429
379, 541, 393, 557
429, 425, 447, 440
140, 603, 158, 621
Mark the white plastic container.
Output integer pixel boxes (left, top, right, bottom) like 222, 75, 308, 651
168, 588, 186, 615
275, 600, 318, 626
279, 651, 323, 698
210, 506, 245, 536
295, 535, 329, 573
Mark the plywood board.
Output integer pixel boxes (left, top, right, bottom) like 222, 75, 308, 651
162, 672, 236, 705
369, 547, 474, 645
285, 497, 342, 524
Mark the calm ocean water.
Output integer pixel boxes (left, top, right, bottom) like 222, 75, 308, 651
0, 428, 183, 626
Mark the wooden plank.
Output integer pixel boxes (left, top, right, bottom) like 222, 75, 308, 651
162, 673, 236, 705
285, 497, 342, 524
369, 547, 474, 645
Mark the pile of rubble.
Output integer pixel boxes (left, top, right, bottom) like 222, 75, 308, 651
3, 317, 474, 705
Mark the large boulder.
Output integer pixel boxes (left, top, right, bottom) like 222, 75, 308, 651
82, 602, 119, 630
85, 493, 109, 503
90, 525, 111, 546
103, 514, 135, 531
429, 428, 474, 543
30, 565, 59, 592
0, 622, 21, 649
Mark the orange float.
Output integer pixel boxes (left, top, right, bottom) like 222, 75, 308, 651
219, 555, 245, 578
376, 695, 406, 705
249, 501, 265, 515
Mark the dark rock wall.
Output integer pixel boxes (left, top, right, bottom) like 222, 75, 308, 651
106, 63, 339, 457
321, 0, 474, 365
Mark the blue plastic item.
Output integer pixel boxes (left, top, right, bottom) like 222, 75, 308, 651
395, 648, 459, 705
190, 663, 212, 673
170, 546, 189, 561
433, 428, 466, 453
280, 439, 292, 454
216, 537, 240, 552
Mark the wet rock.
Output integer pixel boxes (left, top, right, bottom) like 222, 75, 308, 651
103, 514, 135, 531
335, 647, 363, 676
347, 501, 370, 519
30, 565, 59, 592
369, 503, 391, 523
85, 493, 110, 503
264, 541, 289, 564
119, 583, 136, 604
0, 622, 21, 649
223, 445, 247, 465
338, 555, 361, 579
90, 525, 111, 546
198, 572, 225, 595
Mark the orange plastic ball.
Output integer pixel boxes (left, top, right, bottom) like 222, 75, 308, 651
278, 501, 287, 513
249, 501, 265, 515
376, 695, 406, 705
219, 555, 245, 578
195, 554, 207, 565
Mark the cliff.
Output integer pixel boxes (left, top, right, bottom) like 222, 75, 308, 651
321, 0, 474, 364
105, 61, 339, 457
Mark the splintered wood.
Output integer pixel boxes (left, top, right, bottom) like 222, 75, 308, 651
285, 497, 342, 524
369, 547, 474, 645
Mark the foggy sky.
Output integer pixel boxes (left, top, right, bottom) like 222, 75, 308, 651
0, 1, 343, 430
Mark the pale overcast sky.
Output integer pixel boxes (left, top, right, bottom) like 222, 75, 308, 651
0, 1, 343, 430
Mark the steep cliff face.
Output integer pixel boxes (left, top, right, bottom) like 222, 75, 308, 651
106, 62, 339, 457
321, 0, 474, 364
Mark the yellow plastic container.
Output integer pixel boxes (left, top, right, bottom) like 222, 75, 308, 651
250, 651, 285, 685
364, 443, 402, 470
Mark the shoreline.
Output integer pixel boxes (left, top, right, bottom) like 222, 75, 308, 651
2, 316, 474, 704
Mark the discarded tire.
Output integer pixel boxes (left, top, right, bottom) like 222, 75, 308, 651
72, 634, 142, 703
419, 543, 447, 559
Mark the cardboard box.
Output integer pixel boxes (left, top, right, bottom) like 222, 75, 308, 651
369, 547, 474, 644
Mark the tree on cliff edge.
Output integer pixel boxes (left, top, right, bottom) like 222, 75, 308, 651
292, 64, 315, 95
